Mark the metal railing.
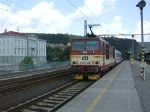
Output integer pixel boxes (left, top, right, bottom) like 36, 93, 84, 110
0, 61, 70, 74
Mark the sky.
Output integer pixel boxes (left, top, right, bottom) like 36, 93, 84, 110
0, 0, 150, 42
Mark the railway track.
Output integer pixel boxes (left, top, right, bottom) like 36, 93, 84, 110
0, 69, 70, 96
5, 80, 94, 112
0, 65, 70, 80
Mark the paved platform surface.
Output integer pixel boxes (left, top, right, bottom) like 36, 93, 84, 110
57, 61, 143, 112
131, 61, 150, 112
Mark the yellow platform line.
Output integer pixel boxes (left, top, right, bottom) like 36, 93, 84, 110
87, 62, 124, 112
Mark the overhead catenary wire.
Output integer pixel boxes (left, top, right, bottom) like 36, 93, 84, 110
79, 0, 104, 35
66, 0, 94, 24
80, 0, 101, 24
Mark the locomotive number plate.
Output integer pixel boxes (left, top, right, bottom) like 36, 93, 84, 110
82, 56, 88, 60
80, 62, 90, 65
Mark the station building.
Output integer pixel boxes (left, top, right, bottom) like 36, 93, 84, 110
0, 30, 47, 65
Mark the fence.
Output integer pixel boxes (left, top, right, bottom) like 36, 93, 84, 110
0, 61, 70, 74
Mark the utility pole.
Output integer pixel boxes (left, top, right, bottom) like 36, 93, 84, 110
136, 0, 146, 80
84, 20, 87, 37
131, 35, 134, 65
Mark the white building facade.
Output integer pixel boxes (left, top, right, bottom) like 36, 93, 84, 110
0, 31, 47, 65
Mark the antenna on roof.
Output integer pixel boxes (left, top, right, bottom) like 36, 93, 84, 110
17, 27, 19, 32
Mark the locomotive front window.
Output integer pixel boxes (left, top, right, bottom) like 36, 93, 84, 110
72, 42, 84, 51
86, 41, 99, 51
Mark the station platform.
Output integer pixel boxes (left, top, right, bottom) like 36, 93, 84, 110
57, 61, 143, 112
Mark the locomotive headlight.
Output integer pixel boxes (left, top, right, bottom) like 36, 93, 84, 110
72, 61, 78, 65
92, 61, 95, 65
75, 61, 78, 64
92, 61, 99, 65
95, 61, 99, 64
72, 61, 76, 64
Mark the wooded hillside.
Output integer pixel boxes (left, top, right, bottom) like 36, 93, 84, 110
34, 33, 82, 45
30, 33, 141, 60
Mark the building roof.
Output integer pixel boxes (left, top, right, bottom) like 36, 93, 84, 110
0, 30, 46, 43
0, 31, 29, 36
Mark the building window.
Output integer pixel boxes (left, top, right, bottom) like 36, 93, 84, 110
15, 39, 16, 45
3, 41, 5, 46
25, 48, 27, 55
22, 48, 23, 55
14, 48, 17, 54
18, 40, 20, 46
3, 58, 5, 63
3, 49, 5, 54
7, 49, 9, 54
25, 42, 27, 46
7, 41, 9, 46
14, 58, 16, 63
18, 48, 20, 55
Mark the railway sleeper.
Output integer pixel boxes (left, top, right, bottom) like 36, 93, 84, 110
22, 109, 37, 112
53, 94, 69, 98
43, 99, 62, 104
37, 102, 55, 107
66, 88, 80, 91
48, 96, 65, 101
57, 92, 74, 96
61, 90, 78, 94
29, 105, 51, 111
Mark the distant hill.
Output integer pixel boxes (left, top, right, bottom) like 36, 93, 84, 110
26, 33, 142, 59
32, 33, 82, 45
139, 42, 150, 53
103, 36, 141, 59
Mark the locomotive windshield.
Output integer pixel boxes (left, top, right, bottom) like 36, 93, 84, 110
72, 42, 84, 51
72, 41, 99, 51
86, 41, 99, 50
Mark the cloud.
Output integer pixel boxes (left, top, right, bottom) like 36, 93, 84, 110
67, 0, 117, 21
94, 16, 150, 42
0, 0, 118, 34
0, 2, 71, 33
132, 21, 150, 42
94, 16, 129, 35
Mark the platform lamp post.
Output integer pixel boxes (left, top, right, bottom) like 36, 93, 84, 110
131, 35, 134, 65
136, 0, 146, 80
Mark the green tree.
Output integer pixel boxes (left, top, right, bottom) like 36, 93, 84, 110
21, 56, 34, 64
63, 46, 70, 60
20, 56, 34, 71
46, 46, 54, 62
46, 46, 70, 62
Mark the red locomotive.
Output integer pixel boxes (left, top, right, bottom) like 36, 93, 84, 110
70, 36, 122, 80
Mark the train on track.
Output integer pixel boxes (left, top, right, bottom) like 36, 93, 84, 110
70, 35, 122, 80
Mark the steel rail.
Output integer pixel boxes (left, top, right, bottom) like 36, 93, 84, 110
0, 69, 70, 96
5, 80, 94, 112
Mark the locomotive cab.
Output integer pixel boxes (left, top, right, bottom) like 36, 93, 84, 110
70, 38, 101, 80
70, 36, 117, 80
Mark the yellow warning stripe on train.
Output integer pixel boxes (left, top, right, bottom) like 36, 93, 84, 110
71, 55, 81, 58
94, 55, 106, 58
71, 55, 106, 58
